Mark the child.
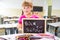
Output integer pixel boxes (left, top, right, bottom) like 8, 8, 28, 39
17, 1, 42, 32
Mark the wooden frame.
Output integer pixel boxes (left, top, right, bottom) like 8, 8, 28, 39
22, 18, 46, 34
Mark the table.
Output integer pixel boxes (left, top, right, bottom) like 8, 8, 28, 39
48, 22, 60, 36
51, 17, 58, 22
45, 18, 54, 20
0, 23, 18, 35
0, 23, 18, 28
0, 32, 60, 40
3, 19, 19, 24
45, 18, 54, 32
4, 19, 19, 21
0, 34, 24, 40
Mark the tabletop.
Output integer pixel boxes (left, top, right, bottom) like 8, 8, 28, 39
0, 32, 60, 40
0, 23, 18, 28
48, 22, 60, 27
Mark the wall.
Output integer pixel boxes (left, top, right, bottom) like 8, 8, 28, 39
0, 8, 22, 17
52, 0, 60, 17
0, 0, 48, 17
0, 0, 24, 17
32, 0, 48, 16
0, 0, 23, 9
52, 10, 60, 17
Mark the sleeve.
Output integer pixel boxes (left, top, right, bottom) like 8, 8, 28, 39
18, 16, 22, 24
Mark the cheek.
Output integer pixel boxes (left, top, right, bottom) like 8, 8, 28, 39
27, 8, 32, 11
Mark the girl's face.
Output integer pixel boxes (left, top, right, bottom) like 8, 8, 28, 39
22, 6, 32, 15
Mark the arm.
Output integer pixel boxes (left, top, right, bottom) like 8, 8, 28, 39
17, 23, 22, 31
17, 16, 23, 32
17, 23, 23, 33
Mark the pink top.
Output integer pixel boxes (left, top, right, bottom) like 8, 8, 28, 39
18, 15, 39, 24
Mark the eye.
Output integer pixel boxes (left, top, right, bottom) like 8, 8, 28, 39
24, 7, 25, 9
27, 6, 29, 8
27, 6, 30, 9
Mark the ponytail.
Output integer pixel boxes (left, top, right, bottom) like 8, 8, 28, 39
22, 11, 24, 15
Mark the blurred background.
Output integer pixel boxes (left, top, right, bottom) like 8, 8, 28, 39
0, 0, 60, 38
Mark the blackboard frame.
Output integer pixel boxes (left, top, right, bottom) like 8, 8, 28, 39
22, 18, 46, 34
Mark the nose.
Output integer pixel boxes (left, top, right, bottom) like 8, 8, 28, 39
25, 7, 29, 9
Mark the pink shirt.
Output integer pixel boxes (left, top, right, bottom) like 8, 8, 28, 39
18, 15, 39, 24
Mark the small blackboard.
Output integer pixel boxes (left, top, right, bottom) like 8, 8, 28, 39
22, 18, 46, 33
33, 6, 43, 12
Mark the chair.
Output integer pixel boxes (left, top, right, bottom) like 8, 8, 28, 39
0, 28, 5, 35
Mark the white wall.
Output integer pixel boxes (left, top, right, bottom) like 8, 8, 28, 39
52, 0, 60, 17
0, 0, 24, 9
0, 0, 24, 16
0, 0, 48, 16
52, 0, 60, 10
32, 0, 48, 16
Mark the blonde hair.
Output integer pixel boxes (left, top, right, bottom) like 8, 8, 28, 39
22, 1, 33, 8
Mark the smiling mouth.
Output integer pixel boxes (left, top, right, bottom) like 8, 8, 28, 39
25, 11, 29, 12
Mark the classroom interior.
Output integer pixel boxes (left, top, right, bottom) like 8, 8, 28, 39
0, 0, 60, 40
